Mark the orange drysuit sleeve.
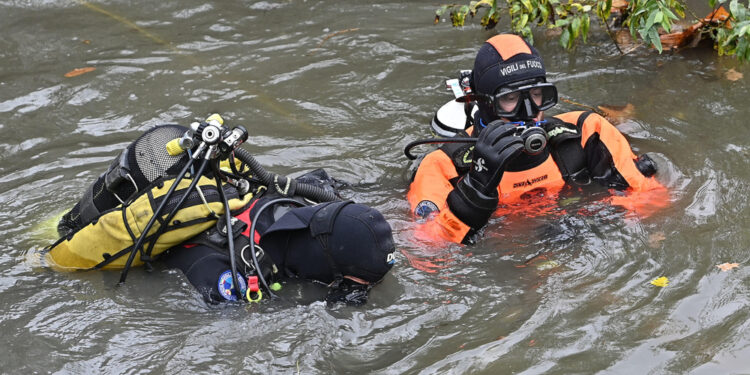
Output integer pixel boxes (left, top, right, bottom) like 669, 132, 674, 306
407, 150, 473, 243
556, 111, 669, 215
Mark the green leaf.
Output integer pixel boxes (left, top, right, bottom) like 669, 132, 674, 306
663, 8, 678, 21
521, 0, 533, 11
540, 5, 549, 21
649, 27, 663, 52
644, 10, 658, 31
561, 27, 571, 48
572, 16, 581, 39
436, 5, 450, 17
520, 13, 530, 28
598, 0, 612, 20
632, 7, 648, 17
582, 13, 590, 42
654, 11, 663, 24
482, 7, 499, 27
730, 0, 741, 19
736, 36, 748, 58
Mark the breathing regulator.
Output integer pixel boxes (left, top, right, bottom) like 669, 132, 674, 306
405, 70, 549, 160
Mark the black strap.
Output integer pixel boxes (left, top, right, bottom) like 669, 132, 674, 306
309, 200, 354, 281
463, 102, 476, 129
89, 215, 218, 270
188, 214, 248, 252
78, 181, 102, 225
546, 113, 591, 185
439, 130, 474, 176
104, 149, 133, 194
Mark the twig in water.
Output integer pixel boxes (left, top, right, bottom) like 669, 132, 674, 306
317, 28, 360, 48
559, 97, 607, 117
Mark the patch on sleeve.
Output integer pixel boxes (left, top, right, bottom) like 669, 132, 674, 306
218, 270, 247, 301
415, 200, 440, 220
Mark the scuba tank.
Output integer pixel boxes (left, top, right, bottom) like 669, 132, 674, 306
404, 70, 478, 182
46, 124, 257, 270
430, 69, 477, 138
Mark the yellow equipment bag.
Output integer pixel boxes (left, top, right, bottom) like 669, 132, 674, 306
45, 175, 253, 270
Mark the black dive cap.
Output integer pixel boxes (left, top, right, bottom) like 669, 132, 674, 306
472, 34, 548, 122
259, 201, 396, 285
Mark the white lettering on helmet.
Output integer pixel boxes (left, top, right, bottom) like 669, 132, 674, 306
499, 63, 520, 76
386, 252, 396, 265
527, 60, 543, 69
499, 60, 543, 76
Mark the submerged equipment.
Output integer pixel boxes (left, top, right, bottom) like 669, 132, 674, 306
46, 114, 338, 301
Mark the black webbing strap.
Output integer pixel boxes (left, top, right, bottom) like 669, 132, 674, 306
439, 129, 474, 175
546, 112, 592, 185
309, 200, 354, 281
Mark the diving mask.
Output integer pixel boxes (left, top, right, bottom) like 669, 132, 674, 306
482, 82, 558, 121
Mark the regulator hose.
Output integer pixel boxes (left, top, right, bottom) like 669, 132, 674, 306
213, 164, 244, 300
403, 137, 477, 160
233, 147, 338, 203
247, 197, 309, 298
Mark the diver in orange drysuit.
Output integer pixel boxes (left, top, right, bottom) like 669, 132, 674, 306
407, 34, 667, 244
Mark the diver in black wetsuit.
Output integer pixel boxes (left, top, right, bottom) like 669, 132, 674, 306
161, 189, 397, 305
50, 120, 396, 306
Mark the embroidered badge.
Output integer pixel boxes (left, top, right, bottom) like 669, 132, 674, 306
218, 270, 247, 301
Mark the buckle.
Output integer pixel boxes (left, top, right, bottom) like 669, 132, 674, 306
569, 169, 591, 186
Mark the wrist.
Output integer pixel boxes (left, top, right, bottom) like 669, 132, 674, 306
458, 176, 499, 205
447, 176, 498, 230
467, 166, 502, 196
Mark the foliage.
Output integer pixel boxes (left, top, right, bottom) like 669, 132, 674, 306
435, 0, 750, 61
714, 0, 750, 59
625, 0, 684, 52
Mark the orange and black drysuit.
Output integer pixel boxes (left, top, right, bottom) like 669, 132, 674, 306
407, 111, 667, 244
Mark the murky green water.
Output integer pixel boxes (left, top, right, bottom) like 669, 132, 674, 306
1, 1, 749, 373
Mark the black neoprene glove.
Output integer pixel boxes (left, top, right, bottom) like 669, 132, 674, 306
447, 121, 524, 230
468, 121, 525, 194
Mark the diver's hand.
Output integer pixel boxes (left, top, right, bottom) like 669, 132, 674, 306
446, 121, 523, 230
467, 120, 524, 195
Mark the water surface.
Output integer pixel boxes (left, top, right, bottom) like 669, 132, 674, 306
1, 1, 749, 373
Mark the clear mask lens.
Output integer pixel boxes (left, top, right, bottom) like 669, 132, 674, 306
492, 83, 558, 119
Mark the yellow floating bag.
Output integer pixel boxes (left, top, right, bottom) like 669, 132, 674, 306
45, 175, 253, 270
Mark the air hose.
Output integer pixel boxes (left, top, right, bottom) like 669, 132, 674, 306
233, 147, 338, 203
246, 197, 309, 298
403, 137, 477, 160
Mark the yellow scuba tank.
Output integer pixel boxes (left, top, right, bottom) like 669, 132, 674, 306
45, 175, 253, 270
44, 123, 256, 270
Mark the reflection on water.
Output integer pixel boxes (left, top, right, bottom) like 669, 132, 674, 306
1, 0, 749, 373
